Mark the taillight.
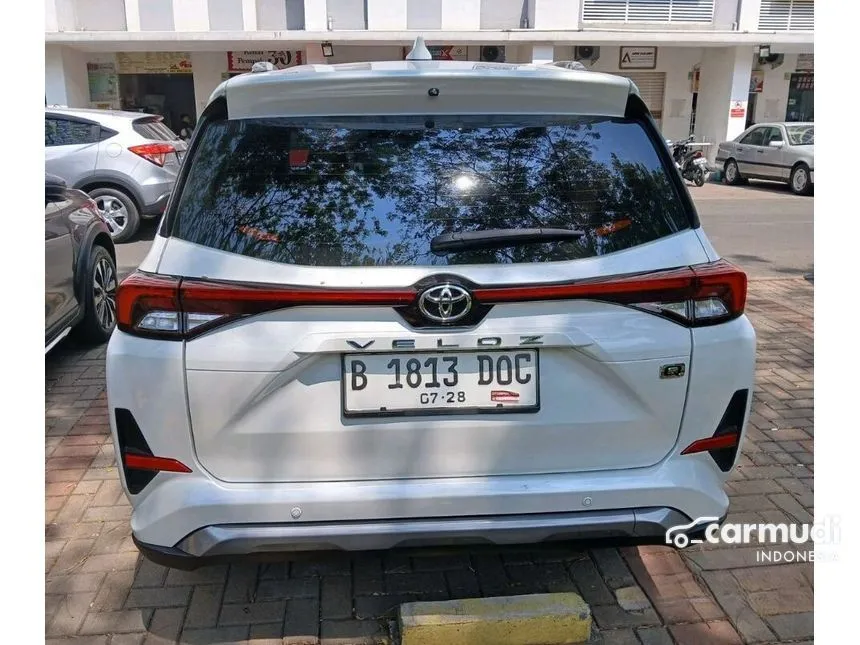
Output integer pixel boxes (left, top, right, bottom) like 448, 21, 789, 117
117, 260, 746, 339
473, 259, 747, 327
116, 272, 416, 339
129, 143, 176, 167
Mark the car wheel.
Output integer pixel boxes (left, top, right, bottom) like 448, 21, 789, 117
723, 159, 744, 186
790, 163, 812, 196
89, 187, 140, 243
74, 245, 118, 344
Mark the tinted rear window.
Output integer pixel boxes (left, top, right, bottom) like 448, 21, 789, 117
171, 115, 690, 266
133, 118, 179, 141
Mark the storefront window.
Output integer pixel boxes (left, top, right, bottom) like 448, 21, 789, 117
786, 73, 813, 122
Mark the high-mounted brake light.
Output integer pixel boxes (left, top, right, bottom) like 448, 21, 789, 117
129, 143, 176, 167
117, 260, 746, 339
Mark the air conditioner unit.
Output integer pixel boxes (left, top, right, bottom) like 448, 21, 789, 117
574, 46, 601, 65
480, 46, 506, 63
759, 53, 784, 69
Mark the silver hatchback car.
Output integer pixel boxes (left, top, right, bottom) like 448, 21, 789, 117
45, 107, 188, 242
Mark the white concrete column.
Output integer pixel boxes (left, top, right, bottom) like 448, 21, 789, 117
534, 0, 580, 30
368, 0, 407, 30
124, 0, 141, 31
45, 0, 58, 31
441, 0, 479, 30
45, 45, 90, 108
531, 45, 554, 64
737, 0, 762, 32
241, 0, 257, 30
174, 0, 210, 31
305, 0, 328, 30
191, 52, 227, 116
694, 46, 755, 161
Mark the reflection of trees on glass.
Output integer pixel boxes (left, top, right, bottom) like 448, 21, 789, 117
173, 116, 690, 267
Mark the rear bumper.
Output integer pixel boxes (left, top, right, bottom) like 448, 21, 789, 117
139, 190, 171, 218
134, 507, 721, 570
126, 455, 729, 560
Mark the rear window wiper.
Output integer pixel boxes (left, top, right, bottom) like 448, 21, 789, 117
430, 228, 585, 255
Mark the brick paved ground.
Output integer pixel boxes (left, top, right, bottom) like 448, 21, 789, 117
45, 278, 813, 645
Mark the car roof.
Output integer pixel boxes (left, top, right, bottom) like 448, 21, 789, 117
45, 106, 163, 124
216, 59, 637, 121
749, 122, 814, 128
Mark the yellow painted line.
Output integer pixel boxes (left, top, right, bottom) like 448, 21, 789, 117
399, 592, 592, 645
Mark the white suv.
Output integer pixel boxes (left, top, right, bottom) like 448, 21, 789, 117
106, 46, 755, 569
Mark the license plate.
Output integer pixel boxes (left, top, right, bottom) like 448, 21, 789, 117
342, 350, 540, 417
694, 158, 708, 166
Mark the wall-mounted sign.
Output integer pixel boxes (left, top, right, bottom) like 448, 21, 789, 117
729, 100, 746, 119
227, 51, 303, 72
749, 71, 765, 93
87, 62, 119, 102
796, 54, 814, 71
401, 45, 468, 61
117, 52, 192, 74
619, 47, 657, 70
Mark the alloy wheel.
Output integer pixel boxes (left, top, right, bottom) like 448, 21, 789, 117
96, 196, 128, 238
93, 257, 118, 331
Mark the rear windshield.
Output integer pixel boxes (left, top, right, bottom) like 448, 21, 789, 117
171, 115, 690, 266
133, 118, 179, 141
785, 124, 814, 146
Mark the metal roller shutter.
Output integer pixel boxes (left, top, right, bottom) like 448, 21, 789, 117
611, 72, 667, 127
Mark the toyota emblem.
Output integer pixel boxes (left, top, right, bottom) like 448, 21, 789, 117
418, 284, 472, 323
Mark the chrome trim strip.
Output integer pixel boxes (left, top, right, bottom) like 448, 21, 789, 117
45, 327, 72, 354
176, 507, 691, 556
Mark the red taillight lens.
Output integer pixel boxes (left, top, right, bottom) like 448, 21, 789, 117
116, 271, 417, 339
117, 260, 746, 339
117, 273, 181, 335
129, 143, 176, 167
474, 259, 747, 326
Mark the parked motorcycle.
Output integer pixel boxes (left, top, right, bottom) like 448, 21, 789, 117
668, 136, 710, 187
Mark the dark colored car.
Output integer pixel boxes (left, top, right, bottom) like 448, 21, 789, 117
45, 174, 118, 351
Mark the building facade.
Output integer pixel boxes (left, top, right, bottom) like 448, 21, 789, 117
46, 0, 813, 154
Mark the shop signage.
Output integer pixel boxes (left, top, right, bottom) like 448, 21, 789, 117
793, 74, 814, 91
117, 52, 192, 74
796, 54, 814, 71
87, 62, 119, 102
227, 51, 303, 72
729, 100, 746, 119
619, 47, 657, 70
401, 45, 468, 61
749, 71, 765, 93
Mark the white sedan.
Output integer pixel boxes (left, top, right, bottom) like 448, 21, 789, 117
716, 122, 814, 195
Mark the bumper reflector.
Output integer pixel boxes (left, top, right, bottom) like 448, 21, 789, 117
123, 453, 192, 473
680, 433, 740, 455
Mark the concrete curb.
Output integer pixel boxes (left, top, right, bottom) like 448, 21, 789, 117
398, 593, 592, 645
